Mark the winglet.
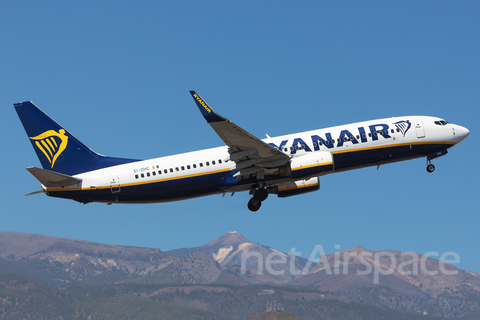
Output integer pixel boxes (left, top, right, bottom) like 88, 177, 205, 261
189, 91, 225, 123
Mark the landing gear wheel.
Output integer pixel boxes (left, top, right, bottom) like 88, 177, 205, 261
248, 198, 261, 212
254, 187, 268, 202
427, 164, 435, 173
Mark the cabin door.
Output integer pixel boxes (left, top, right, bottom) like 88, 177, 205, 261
414, 119, 425, 138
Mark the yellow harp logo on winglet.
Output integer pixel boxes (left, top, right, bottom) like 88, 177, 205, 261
29, 129, 69, 168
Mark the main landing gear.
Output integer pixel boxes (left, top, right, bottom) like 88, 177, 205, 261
248, 187, 268, 212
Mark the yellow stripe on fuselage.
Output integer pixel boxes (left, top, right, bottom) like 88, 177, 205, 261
47, 168, 232, 192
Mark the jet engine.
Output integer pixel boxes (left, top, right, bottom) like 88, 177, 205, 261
286, 151, 334, 180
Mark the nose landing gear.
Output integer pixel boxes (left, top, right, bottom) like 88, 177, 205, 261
426, 159, 435, 173
247, 187, 269, 212
426, 150, 448, 173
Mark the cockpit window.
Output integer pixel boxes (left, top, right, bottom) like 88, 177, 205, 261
434, 120, 449, 126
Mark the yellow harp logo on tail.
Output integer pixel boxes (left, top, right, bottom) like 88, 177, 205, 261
29, 129, 69, 168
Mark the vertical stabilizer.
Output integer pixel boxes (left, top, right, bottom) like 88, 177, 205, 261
15, 101, 139, 176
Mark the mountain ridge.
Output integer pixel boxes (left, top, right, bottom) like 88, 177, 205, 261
1, 230, 480, 319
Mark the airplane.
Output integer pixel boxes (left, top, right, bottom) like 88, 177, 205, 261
15, 91, 469, 211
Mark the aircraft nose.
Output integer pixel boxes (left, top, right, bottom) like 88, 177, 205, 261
454, 125, 469, 143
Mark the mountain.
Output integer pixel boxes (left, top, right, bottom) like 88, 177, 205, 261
0, 231, 175, 284
0, 273, 234, 320
1, 231, 480, 318
246, 311, 306, 320
287, 246, 480, 318
168, 231, 315, 281
1, 273, 449, 320
288, 246, 480, 298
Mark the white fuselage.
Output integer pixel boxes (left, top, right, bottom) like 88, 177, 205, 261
43, 115, 468, 204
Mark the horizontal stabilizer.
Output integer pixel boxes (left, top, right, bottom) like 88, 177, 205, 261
26, 167, 82, 187
25, 189, 44, 196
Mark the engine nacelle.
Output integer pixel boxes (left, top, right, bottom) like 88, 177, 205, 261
268, 177, 320, 198
288, 151, 334, 180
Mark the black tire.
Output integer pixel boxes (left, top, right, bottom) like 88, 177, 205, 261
427, 164, 435, 173
254, 187, 269, 202
248, 198, 261, 212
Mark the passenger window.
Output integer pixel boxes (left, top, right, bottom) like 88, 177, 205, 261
135, 174, 139, 179
152, 171, 156, 176
193, 164, 197, 168
284, 148, 288, 152
301, 144, 305, 149
356, 135, 360, 139
212, 160, 216, 165
337, 139, 341, 143
175, 167, 179, 171
344, 137, 348, 142
313, 142, 317, 147
206, 162, 210, 166
200, 163, 203, 167
295, 146, 299, 150
219, 159, 222, 164
385, 130, 388, 135
181, 166, 185, 170
187, 165, 191, 169
350, 136, 354, 141
170, 168, 173, 173
159, 170, 162, 175
362, 133, 366, 138
141, 173, 145, 178
147, 172, 150, 177
331, 139, 335, 144
391, 129, 395, 133
369, 133, 372, 137
164, 169, 168, 174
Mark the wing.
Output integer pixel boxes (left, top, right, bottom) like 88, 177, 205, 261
190, 91, 290, 180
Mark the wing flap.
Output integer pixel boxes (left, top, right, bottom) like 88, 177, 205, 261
26, 167, 82, 187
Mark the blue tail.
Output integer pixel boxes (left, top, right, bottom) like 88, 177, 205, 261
14, 101, 140, 176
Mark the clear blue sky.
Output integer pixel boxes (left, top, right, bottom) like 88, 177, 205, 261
1, 2, 479, 272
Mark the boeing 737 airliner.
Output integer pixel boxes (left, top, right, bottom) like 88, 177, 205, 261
15, 91, 469, 211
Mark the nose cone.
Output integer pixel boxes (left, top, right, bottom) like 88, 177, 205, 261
454, 125, 469, 143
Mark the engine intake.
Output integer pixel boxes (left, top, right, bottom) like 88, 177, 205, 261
289, 151, 334, 180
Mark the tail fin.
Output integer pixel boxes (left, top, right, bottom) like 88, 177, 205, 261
15, 101, 139, 176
